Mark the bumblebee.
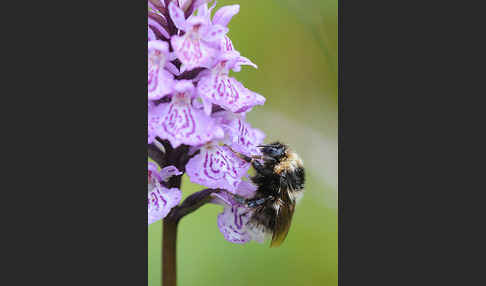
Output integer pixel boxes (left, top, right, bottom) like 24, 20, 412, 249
226, 142, 305, 247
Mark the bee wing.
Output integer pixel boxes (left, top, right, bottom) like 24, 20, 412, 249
270, 197, 295, 247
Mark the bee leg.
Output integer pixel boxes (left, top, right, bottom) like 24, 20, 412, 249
224, 145, 267, 162
247, 196, 274, 208
233, 194, 247, 205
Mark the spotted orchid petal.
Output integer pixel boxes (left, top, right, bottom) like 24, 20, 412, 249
213, 111, 265, 156
212, 4, 240, 27
148, 163, 182, 225
168, 1, 187, 31
216, 37, 257, 73
148, 162, 183, 182
231, 55, 258, 72
197, 72, 265, 114
217, 204, 254, 244
148, 40, 174, 100
171, 35, 218, 71
155, 80, 224, 148
220, 35, 234, 52
186, 143, 249, 193
212, 185, 265, 244
159, 166, 183, 181
170, 5, 227, 71
204, 24, 229, 42
170, 20, 224, 72
196, 1, 217, 17
222, 50, 258, 71
148, 182, 181, 224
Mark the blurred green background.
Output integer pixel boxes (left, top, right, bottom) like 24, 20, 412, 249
149, 0, 338, 285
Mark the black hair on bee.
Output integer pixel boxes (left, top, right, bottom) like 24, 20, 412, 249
226, 141, 305, 247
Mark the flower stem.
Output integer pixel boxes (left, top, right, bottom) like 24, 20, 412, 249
162, 215, 178, 286
150, 142, 195, 286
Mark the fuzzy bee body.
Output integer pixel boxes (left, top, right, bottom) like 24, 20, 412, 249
228, 142, 305, 247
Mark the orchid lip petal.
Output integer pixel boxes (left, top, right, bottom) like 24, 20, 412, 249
214, 181, 266, 244
148, 162, 182, 224
148, 185, 181, 224
197, 73, 265, 114
186, 143, 249, 193
154, 86, 224, 148
171, 34, 218, 71
212, 111, 265, 156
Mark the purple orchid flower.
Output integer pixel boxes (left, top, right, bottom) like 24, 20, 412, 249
185, 142, 249, 193
148, 162, 183, 224
211, 183, 266, 244
148, 40, 175, 100
168, 1, 228, 71
197, 51, 264, 114
154, 80, 224, 148
147, 0, 267, 246
212, 110, 265, 156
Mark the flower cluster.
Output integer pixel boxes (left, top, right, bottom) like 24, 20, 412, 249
148, 0, 266, 244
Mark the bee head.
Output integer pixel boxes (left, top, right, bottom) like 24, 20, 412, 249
258, 142, 287, 161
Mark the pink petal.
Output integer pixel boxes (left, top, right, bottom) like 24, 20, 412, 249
149, 162, 183, 182
148, 67, 174, 100
212, 180, 266, 244
232, 55, 258, 72
219, 35, 234, 52
216, 203, 265, 244
159, 165, 183, 181
148, 184, 181, 224
168, 1, 187, 31
173, 79, 195, 93
197, 73, 265, 113
155, 94, 224, 148
171, 34, 218, 70
217, 204, 252, 244
213, 111, 265, 156
148, 162, 182, 224
148, 41, 174, 100
217, 50, 258, 72
148, 40, 169, 55
212, 4, 240, 27
203, 24, 229, 42
148, 162, 161, 179
186, 144, 249, 193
